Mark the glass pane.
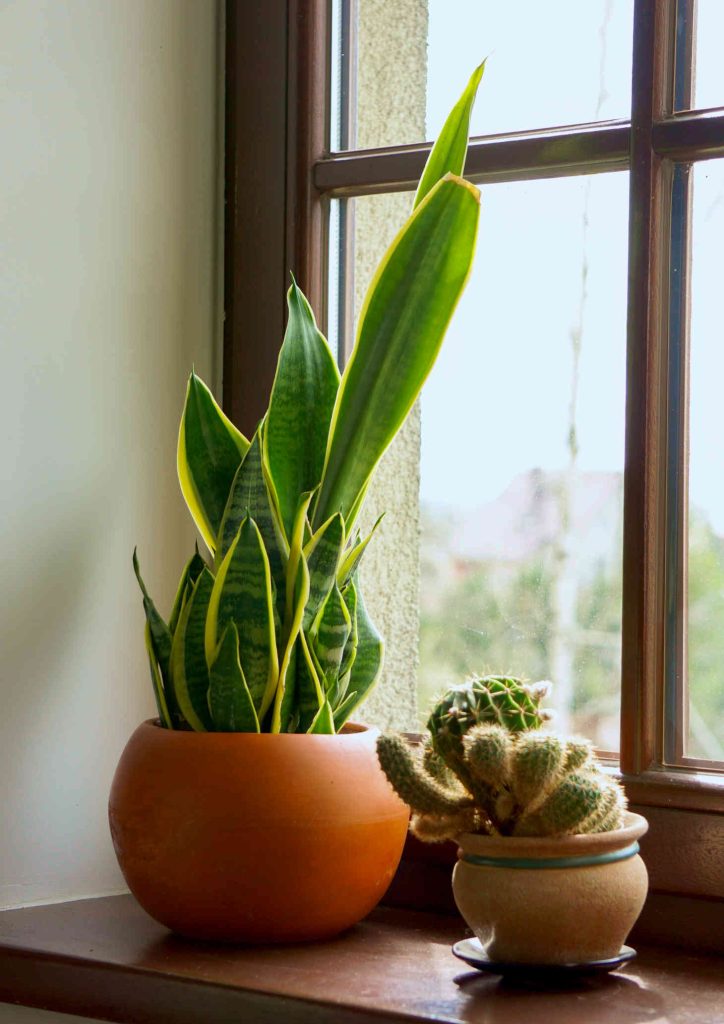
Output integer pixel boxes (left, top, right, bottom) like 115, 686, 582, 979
418, 172, 629, 749
686, 161, 724, 762
333, 0, 634, 151
692, 1, 724, 111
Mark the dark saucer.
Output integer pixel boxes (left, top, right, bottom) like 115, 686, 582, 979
452, 937, 637, 979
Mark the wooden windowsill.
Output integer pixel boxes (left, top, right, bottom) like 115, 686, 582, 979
0, 895, 722, 1024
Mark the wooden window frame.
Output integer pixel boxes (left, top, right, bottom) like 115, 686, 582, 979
224, 0, 724, 918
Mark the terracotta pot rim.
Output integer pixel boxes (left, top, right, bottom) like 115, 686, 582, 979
138, 718, 377, 741
456, 811, 648, 859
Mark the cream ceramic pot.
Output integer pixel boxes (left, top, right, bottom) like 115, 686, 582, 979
452, 811, 648, 964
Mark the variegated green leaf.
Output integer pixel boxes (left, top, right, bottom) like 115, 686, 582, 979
328, 581, 359, 709
338, 581, 358, 680
205, 517, 278, 715
177, 371, 249, 552
308, 697, 335, 735
272, 543, 311, 732
284, 490, 315, 627
414, 61, 485, 209
277, 642, 299, 733
313, 175, 480, 529
208, 622, 259, 732
144, 622, 173, 729
332, 583, 383, 729
170, 568, 214, 731
313, 584, 352, 687
168, 548, 207, 636
303, 513, 345, 631
217, 430, 287, 608
296, 632, 326, 733
132, 549, 182, 724
337, 515, 383, 589
333, 690, 359, 730
266, 280, 340, 540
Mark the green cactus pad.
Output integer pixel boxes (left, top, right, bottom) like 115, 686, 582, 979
376, 733, 472, 818
510, 732, 566, 812
427, 676, 549, 757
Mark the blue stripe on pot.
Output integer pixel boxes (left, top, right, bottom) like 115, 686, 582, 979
461, 841, 640, 870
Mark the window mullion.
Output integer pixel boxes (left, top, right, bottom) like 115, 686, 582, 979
620, 0, 679, 776
314, 122, 631, 196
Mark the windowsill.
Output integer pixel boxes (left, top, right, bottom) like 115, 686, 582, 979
1, 895, 722, 1024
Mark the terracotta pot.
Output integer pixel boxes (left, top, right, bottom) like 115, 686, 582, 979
109, 720, 408, 943
452, 811, 648, 964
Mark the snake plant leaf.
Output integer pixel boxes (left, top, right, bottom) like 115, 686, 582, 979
338, 580, 359, 680
208, 622, 260, 732
178, 371, 250, 553
168, 548, 207, 636
308, 697, 336, 735
296, 632, 326, 733
332, 690, 359, 730
313, 584, 352, 689
266, 280, 340, 540
332, 583, 383, 729
284, 490, 315, 626
272, 545, 311, 732
414, 61, 485, 209
133, 550, 173, 679
170, 568, 214, 731
303, 513, 346, 631
205, 517, 278, 715
328, 580, 358, 708
313, 174, 480, 529
144, 623, 173, 729
337, 515, 384, 589
217, 430, 287, 610
277, 644, 299, 733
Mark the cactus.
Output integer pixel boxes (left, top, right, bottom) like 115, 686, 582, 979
376, 733, 472, 817
427, 675, 550, 758
377, 681, 625, 841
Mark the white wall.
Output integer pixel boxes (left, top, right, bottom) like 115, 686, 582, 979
0, 0, 222, 914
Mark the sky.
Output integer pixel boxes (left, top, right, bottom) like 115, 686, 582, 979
416, 0, 724, 535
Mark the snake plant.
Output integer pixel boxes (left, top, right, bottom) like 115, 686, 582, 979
134, 64, 484, 733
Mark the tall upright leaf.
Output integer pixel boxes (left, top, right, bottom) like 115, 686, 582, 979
333, 583, 383, 729
168, 548, 207, 636
178, 372, 249, 552
414, 61, 485, 209
313, 584, 352, 686
217, 430, 287, 612
296, 632, 326, 733
205, 518, 278, 715
170, 568, 214, 731
303, 513, 345, 631
272, 547, 311, 732
144, 623, 173, 729
208, 623, 260, 732
313, 174, 480, 529
265, 281, 340, 540
336, 515, 383, 588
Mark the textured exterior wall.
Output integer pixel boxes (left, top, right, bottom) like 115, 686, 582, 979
352, 1, 428, 730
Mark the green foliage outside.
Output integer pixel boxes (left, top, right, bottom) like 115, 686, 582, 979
419, 501, 724, 760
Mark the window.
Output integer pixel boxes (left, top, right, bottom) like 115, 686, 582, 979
224, 0, 724, 912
